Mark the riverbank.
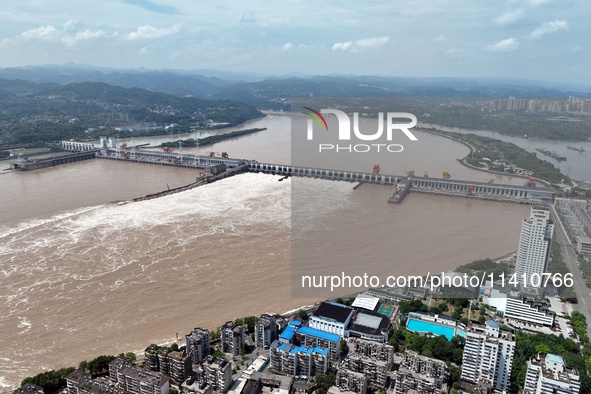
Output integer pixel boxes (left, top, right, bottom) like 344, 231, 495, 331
161, 128, 267, 148
418, 128, 558, 187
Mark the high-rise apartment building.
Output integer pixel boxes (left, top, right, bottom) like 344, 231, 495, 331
186, 328, 211, 364
255, 314, 277, 349
515, 206, 554, 291
461, 321, 515, 392
221, 321, 245, 356
523, 353, 580, 394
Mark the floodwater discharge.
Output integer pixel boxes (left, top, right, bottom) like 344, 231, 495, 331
0, 114, 530, 389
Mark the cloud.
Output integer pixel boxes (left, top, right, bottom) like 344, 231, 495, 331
17, 23, 107, 48
433, 34, 447, 42
125, 24, 181, 40
445, 48, 463, 54
332, 41, 353, 51
281, 42, 293, 51
61, 29, 106, 47
63, 19, 80, 32
493, 9, 525, 25
21, 25, 59, 41
530, 19, 568, 38
485, 37, 520, 52
332, 36, 389, 52
354, 36, 390, 48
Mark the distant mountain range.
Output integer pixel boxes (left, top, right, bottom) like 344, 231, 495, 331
2, 64, 591, 147
1, 64, 590, 111
0, 78, 263, 147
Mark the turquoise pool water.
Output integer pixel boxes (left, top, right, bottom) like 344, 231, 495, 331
406, 318, 466, 341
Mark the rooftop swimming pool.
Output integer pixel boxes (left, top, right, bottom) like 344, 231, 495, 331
406, 317, 466, 341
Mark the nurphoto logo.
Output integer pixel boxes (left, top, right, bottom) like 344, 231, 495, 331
303, 107, 418, 153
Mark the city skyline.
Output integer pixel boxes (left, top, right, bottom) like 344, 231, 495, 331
0, 1, 590, 85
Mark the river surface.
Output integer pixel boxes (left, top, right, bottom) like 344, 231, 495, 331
0, 113, 565, 389
419, 122, 591, 181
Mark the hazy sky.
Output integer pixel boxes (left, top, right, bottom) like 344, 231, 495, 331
0, 0, 589, 83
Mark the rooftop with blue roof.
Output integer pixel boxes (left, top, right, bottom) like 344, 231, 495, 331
279, 325, 295, 341
297, 326, 340, 342
546, 353, 564, 364
313, 346, 329, 356
486, 320, 500, 328
291, 346, 314, 354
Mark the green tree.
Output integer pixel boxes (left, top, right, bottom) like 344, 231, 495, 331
209, 328, 221, 340
21, 367, 76, 392
314, 374, 336, 394
340, 339, 349, 357
244, 316, 258, 333
298, 309, 308, 319
87, 355, 116, 375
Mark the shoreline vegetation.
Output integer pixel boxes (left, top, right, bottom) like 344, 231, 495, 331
419, 127, 569, 185
160, 128, 266, 148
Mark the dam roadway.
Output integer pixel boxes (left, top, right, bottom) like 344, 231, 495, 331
10, 146, 556, 204
246, 161, 556, 204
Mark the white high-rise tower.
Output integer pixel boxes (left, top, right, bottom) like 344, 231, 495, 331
515, 206, 554, 291
461, 320, 516, 392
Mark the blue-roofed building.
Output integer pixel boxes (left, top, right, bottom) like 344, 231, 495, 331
296, 326, 340, 342
276, 320, 341, 368
269, 341, 329, 377
294, 326, 341, 365
311, 347, 329, 375
279, 325, 295, 343
270, 341, 297, 376
313, 346, 329, 356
